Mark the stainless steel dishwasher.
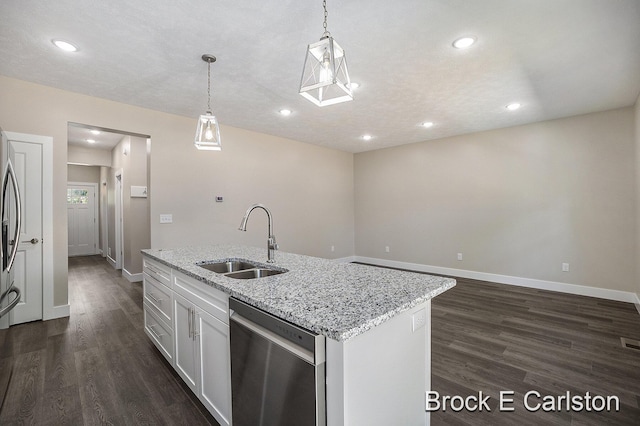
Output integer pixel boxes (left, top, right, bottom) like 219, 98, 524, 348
229, 298, 326, 426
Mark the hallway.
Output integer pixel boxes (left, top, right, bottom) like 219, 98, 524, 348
0, 255, 217, 425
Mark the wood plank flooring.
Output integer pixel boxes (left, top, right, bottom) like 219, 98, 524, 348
430, 275, 640, 425
2, 256, 640, 425
0, 255, 218, 425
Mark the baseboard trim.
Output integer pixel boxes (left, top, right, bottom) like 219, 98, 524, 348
354, 256, 639, 304
123, 268, 142, 283
333, 256, 357, 263
107, 255, 117, 268
43, 304, 70, 321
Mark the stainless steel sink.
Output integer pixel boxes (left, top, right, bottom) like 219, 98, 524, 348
225, 268, 286, 280
197, 260, 257, 273
196, 258, 287, 280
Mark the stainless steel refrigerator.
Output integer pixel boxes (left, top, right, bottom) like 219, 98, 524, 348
0, 127, 22, 412
0, 126, 21, 325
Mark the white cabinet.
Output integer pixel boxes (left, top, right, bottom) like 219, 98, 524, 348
197, 308, 232, 425
172, 270, 232, 426
143, 258, 174, 365
173, 291, 198, 392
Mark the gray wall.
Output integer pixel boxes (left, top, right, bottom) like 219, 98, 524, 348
355, 108, 637, 293
108, 135, 150, 275
68, 145, 111, 167
67, 164, 100, 183
0, 76, 355, 306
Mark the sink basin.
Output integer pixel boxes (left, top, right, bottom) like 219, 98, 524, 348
197, 260, 257, 273
225, 268, 286, 280
196, 258, 288, 280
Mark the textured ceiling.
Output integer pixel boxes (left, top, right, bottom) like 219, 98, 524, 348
1, 0, 639, 153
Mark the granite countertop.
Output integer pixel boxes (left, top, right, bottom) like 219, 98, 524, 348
142, 245, 455, 342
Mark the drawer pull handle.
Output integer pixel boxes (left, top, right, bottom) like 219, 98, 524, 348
147, 292, 162, 304
146, 264, 168, 279
148, 324, 165, 339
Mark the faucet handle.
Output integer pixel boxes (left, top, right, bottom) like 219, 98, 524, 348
268, 236, 278, 251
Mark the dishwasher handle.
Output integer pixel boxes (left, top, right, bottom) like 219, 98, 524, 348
231, 311, 317, 365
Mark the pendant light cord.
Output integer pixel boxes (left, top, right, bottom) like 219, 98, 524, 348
322, 0, 330, 37
207, 60, 212, 113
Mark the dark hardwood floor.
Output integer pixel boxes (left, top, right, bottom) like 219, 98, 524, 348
1, 256, 639, 425
431, 276, 640, 425
0, 255, 218, 425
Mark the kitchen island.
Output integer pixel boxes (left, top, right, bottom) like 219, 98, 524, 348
141, 245, 455, 426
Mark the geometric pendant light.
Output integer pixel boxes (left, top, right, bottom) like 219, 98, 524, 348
299, 0, 353, 107
194, 54, 222, 150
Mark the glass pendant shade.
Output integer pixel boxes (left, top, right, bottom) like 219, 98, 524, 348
299, 35, 353, 107
194, 112, 221, 150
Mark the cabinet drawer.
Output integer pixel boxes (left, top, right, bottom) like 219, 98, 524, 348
173, 270, 229, 325
143, 257, 171, 288
144, 273, 172, 325
144, 302, 174, 365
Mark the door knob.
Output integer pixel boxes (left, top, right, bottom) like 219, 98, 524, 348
21, 238, 39, 244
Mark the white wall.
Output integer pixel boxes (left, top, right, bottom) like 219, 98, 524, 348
355, 108, 637, 294
0, 75, 355, 307
68, 145, 111, 167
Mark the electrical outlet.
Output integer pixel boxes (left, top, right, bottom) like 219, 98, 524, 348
457, 253, 463, 261
412, 308, 426, 332
160, 214, 173, 224
385, 246, 390, 253
331, 245, 335, 252
562, 263, 570, 272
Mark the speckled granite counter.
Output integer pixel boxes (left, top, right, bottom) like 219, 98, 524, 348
142, 245, 455, 342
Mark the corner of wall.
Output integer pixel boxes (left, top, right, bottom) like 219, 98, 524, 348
635, 92, 640, 304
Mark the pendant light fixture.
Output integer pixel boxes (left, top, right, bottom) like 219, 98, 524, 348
194, 54, 222, 151
299, 0, 353, 107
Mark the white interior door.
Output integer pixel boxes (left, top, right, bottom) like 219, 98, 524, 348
9, 140, 43, 324
67, 183, 97, 256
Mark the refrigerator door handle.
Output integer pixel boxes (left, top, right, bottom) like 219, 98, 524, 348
2, 160, 21, 273
0, 285, 20, 318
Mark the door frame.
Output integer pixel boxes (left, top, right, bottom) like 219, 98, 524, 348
115, 169, 123, 270
67, 181, 99, 256
4, 132, 58, 321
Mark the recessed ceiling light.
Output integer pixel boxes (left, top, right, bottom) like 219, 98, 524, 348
361, 135, 372, 141
421, 122, 434, 128
52, 39, 78, 52
348, 82, 360, 90
86, 139, 96, 144
279, 109, 292, 116
506, 103, 521, 111
452, 37, 476, 49
90, 130, 101, 135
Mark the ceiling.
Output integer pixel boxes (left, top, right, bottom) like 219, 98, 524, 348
67, 124, 128, 150
1, 0, 639, 153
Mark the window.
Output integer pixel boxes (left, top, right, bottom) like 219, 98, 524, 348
67, 188, 88, 204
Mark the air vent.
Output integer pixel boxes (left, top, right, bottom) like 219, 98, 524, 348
620, 337, 640, 351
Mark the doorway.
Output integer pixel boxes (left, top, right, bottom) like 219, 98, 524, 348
67, 123, 150, 282
67, 182, 99, 256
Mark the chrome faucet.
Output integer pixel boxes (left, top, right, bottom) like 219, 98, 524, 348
238, 204, 279, 263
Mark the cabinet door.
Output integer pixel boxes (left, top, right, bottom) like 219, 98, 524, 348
173, 292, 197, 393
197, 309, 232, 426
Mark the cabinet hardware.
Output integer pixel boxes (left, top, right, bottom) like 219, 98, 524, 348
147, 292, 162, 304
148, 324, 164, 339
188, 307, 193, 338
